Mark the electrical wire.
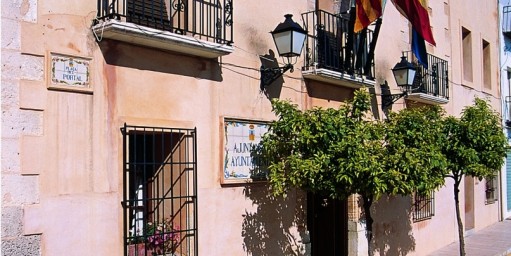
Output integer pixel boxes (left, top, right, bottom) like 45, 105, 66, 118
221, 62, 260, 72
444, 77, 501, 101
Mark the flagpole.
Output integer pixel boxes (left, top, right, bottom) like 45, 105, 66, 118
364, 17, 382, 78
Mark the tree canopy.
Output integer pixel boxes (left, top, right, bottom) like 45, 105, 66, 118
259, 90, 508, 256
260, 90, 448, 200
441, 98, 508, 256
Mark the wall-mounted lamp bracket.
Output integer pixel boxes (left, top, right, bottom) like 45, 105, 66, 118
382, 92, 407, 109
260, 64, 293, 91
379, 55, 416, 109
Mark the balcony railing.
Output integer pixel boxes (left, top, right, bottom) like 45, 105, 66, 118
301, 10, 375, 85
503, 6, 511, 38
95, 0, 233, 53
406, 51, 449, 103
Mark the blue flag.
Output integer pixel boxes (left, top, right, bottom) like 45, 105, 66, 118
412, 27, 428, 68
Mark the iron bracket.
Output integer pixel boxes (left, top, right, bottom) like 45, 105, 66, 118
382, 92, 407, 109
260, 64, 293, 91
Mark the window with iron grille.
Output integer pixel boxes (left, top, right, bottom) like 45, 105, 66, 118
412, 191, 435, 222
122, 124, 197, 256
485, 176, 498, 204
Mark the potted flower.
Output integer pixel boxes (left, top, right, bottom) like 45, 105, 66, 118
128, 218, 180, 256
146, 218, 180, 256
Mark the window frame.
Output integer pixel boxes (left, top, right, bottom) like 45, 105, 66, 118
121, 124, 198, 256
485, 176, 498, 204
462, 27, 473, 83
412, 191, 435, 222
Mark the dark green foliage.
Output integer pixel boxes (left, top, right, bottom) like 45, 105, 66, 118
385, 105, 449, 195
260, 90, 448, 255
259, 90, 507, 256
441, 98, 508, 256
261, 90, 447, 200
444, 98, 508, 180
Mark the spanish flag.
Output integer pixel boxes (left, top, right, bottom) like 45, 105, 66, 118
354, 0, 383, 33
391, 0, 436, 46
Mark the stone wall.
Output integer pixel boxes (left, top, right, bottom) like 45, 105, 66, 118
1, 1, 43, 255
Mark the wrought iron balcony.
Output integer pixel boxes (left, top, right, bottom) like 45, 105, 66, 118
301, 10, 376, 88
94, 0, 234, 58
405, 51, 449, 104
504, 6, 511, 38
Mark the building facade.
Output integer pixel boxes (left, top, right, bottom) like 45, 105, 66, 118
1, 0, 503, 255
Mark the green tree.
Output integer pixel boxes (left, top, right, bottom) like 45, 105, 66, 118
260, 90, 447, 255
441, 98, 508, 256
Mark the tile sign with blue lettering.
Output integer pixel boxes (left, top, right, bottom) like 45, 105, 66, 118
50, 53, 90, 90
223, 119, 269, 183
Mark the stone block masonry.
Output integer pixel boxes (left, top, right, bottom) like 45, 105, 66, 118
1, 0, 43, 254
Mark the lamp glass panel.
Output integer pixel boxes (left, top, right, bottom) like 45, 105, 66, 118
393, 69, 408, 86
273, 31, 292, 56
407, 69, 416, 86
291, 31, 306, 56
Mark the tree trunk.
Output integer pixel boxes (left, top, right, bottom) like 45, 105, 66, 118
454, 177, 466, 256
362, 194, 374, 256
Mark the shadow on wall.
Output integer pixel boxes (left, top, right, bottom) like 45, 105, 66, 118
241, 185, 309, 256
380, 81, 393, 116
259, 50, 284, 100
370, 195, 416, 256
305, 80, 354, 102
367, 87, 381, 120
98, 39, 223, 82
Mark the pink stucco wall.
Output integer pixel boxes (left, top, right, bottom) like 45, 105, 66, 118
1, 0, 502, 255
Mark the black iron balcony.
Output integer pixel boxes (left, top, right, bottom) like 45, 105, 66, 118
503, 6, 511, 38
301, 10, 376, 88
94, 0, 233, 58
405, 51, 449, 104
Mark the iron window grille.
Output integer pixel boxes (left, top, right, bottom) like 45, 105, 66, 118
121, 124, 197, 256
405, 51, 449, 100
485, 176, 498, 204
412, 191, 435, 222
96, 0, 233, 45
301, 10, 375, 80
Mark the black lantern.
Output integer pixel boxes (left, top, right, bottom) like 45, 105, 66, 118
382, 55, 417, 109
260, 14, 307, 90
271, 14, 307, 61
392, 56, 417, 88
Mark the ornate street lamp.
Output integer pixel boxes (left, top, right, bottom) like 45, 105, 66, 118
392, 56, 417, 88
260, 14, 307, 90
382, 55, 417, 108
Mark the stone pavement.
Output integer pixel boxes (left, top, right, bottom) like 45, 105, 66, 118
429, 219, 511, 256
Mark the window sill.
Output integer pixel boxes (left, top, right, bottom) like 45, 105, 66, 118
92, 19, 234, 58
485, 199, 498, 205
302, 68, 376, 89
406, 93, 449, 105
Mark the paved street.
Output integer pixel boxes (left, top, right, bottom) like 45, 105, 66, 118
429, 219, 511, 256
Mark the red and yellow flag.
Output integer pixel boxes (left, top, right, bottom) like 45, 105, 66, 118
391, 0, 436, 45
354, 0, 383, 33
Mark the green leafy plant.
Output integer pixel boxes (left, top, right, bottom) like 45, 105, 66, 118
259, 90, 448, 255
441, 98, 508, 256
260, 91, 507, 256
